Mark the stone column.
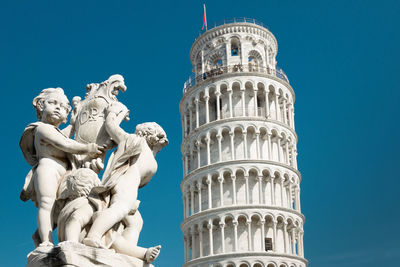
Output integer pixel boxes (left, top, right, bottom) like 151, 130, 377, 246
220, 222, 225, 253
216, 91, 221, 120
282, 97, 287, 125
183, 112, 188, 137
207, 221, 213, 255
228, 90, 233, 118
283, 222, 288, 254
274, 92, 280, 121
280, 177, 285, 207
299, 230, 304, 257
206, 176, 212, 209
230, 131, 235, 160
194, 98, 199, 128
288, 184, 293, 209
265, 89, 270, 118
196, 182, 202, 212
285, 140, 290, 164
245, 175, 250, 204
243, 131, 248, 159
246, 219, 252, 251
217, 134, 222, 162
233, 219, 238, 251
272, 220, 277, 252
287, 103, 292, 126
291, 229, 296, 255
205, 135, 210, 165
290, 146, 295, 167
241, 89, 246, 116
183, 235, 188, 262
260, 220, 266, 251
205, 95, 210, 123
253, 89, 258, 116
189, 147, 193, 172
270, 176, 275, 205
291, 106, 295, 129
190, 227, 196, 259
189, 104, 193, 131
185, 188, 190, 217
184, 154, 188, 175
296, 186, 301, 212
182, 195, 186, 218
294, 149, 298, 169
195, 141, 201, 168
258, 176, 263, 204
231, 175, 237, 204
218, 176, 224, 207
267, 133, 272, 160
277, 136, 282, 163
255, 131, 260, 159
190, 185, 195, 215
199, 227, 203, 257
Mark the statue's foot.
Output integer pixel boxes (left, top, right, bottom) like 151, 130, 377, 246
145, 245, 161, 263
38, 241, 54, 247
83, 237, 107, 249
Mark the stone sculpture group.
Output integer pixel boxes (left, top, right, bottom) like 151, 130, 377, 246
19, 75, 167, 267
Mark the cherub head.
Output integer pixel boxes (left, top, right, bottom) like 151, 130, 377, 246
33, 88, 71, 126
135, 122, 168, 154
63, 168, 100, 200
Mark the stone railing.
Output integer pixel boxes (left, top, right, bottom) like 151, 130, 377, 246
183, 65, 289, 94
196, 17, 268, 38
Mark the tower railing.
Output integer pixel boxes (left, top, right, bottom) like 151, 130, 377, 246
197, 17, 268, 38
183, 65, 289, 94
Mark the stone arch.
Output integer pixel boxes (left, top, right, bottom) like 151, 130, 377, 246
248, 49, 264, 71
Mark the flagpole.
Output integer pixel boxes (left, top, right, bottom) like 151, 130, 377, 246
203, 4, 207, 31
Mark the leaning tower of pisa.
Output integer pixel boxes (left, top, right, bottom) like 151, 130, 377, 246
179, 18, 307, 267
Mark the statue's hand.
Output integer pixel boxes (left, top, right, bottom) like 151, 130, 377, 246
107, 102, 130, 123
83, 158, 104, 174
87, 143, 104, 158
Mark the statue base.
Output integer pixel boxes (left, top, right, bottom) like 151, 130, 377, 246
27, 241, 154, 267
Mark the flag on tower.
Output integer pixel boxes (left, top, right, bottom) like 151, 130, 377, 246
202, 4, 207, 30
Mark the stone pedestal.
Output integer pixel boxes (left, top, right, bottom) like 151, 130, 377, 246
27, 241, 154, 267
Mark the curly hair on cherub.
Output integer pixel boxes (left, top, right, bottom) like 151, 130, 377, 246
135, 122, 169, 149
63, 168, 101, 199
32, 87, 71, 121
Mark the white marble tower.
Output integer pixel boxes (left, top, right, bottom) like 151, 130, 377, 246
180, 18, 307, 267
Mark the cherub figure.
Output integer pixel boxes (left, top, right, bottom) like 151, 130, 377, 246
57, 168, 160, 263
83, 102, 167, 264
19, 88, 103, 247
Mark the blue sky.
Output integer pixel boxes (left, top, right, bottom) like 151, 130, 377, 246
1, 0, 399, 266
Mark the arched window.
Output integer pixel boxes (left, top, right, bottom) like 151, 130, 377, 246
231, 38, 240, 56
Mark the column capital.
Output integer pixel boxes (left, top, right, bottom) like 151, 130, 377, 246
217, 176, 224, 183
207, 223, 213, 230
216, 133, 222, 140
215, 91, 221, 96
190, 185, 195, 192
196, 182, 202, 190
194, 98, 199, 104
231, 175, 236, 181
258, 219, 266, 226
206, 176, 212, 185
229, 131, 234, 137
204, 95, 210, 100
219, 222, 226, 228
232, 220, 238, 226
245, 219, 252, 226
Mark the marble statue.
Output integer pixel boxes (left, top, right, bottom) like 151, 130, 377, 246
20, 75, 167, 267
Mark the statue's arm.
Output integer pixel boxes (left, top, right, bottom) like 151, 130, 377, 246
61, 124, 74, 138
105, 106, 129, 145
36, 124, 96, 155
